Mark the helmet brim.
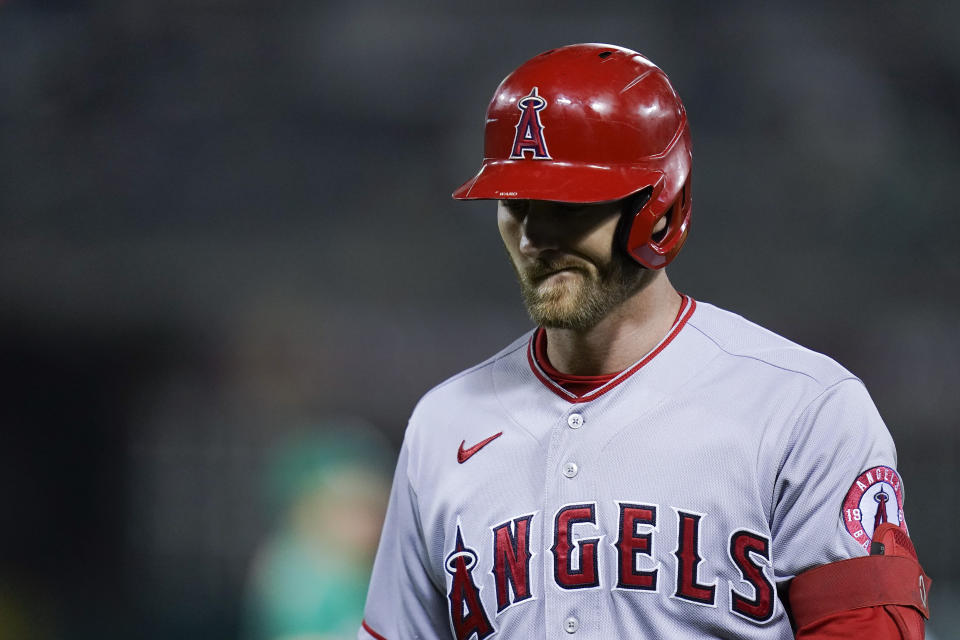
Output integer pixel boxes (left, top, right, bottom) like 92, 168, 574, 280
452, 159, 663, 204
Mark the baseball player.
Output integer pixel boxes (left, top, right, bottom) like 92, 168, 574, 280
359, 44, 930, 639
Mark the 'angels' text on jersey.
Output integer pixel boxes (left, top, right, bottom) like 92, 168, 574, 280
440, 503, 775, 640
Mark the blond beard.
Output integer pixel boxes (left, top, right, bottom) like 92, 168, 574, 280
515, 251, 645, 331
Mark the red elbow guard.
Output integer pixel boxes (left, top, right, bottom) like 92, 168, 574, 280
788, 524, 931, 637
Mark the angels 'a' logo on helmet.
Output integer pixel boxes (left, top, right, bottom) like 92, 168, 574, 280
510, 87, 551, 160
842, 465, 907, 550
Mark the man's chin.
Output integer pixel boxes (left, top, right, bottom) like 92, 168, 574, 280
524, 290, 591, 330
528, 282, 580, 309
529, 306, 599, 330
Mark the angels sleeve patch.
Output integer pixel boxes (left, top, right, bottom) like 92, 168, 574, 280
842, 465, 907, 550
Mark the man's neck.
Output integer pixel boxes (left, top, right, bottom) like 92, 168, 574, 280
544, 272, 682, 376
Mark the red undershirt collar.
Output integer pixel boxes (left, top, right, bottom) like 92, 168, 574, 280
533, 329, 619, 396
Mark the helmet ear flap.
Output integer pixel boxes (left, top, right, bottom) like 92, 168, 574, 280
616, 187, 653, 263
654, 178, 689, 245
623, 177, 691, 270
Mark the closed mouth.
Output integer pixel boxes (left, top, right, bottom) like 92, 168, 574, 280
531, 267, 583, 284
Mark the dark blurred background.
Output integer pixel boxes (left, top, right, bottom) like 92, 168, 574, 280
1, 1, 957, 639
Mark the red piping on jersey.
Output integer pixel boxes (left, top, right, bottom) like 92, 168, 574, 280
527, 295, 696, 403
361, 620, 388, 640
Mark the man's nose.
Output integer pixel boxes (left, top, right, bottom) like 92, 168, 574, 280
518, 204, 563, 257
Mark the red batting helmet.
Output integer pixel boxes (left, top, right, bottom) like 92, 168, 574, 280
453, 43, 692, 270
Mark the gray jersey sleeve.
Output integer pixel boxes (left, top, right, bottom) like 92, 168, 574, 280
769, 377, 899, 581
360, 436, 449, 640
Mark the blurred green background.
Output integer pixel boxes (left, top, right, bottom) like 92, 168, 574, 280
1, 1, 957, 638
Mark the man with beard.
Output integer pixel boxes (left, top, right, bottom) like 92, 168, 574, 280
359, 44, 930, 640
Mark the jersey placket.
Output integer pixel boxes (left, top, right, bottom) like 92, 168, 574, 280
541, 401, 604, 638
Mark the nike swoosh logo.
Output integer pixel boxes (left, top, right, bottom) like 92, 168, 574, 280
457, 432, 503, 464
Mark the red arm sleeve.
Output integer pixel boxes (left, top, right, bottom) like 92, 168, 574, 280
788, 524, 930, 639
795, 605, 920, 639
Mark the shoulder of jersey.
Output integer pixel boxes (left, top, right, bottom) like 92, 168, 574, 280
406, 330, 533, 431
687, 301, 859, 389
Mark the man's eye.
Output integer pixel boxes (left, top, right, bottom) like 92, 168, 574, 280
557, 203, 594, 217
502, 200, 530, 214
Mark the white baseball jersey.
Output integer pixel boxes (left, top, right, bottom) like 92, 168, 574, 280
359, 297, 908, 639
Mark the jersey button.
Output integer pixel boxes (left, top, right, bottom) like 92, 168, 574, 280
564, 616, 579, 633
567, 413, 584, 429
562, 462, 579, 478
